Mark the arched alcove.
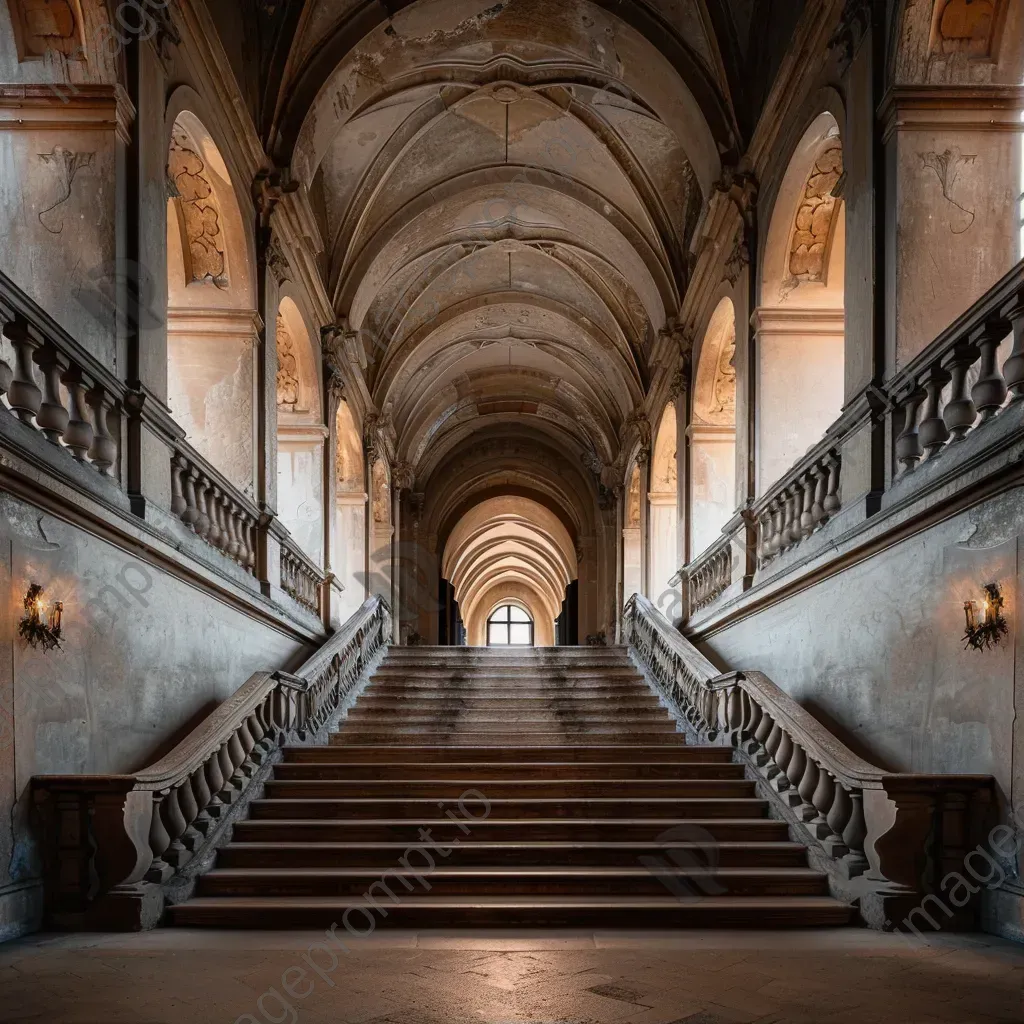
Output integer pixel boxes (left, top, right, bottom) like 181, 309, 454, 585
622, 464, 642, 602
756, 112, 846, 495
165, 111, 258, 493
691, 296, 738, 557
648, 402, 680, 619
334, 399, 367, 619
275, 296, 324, 564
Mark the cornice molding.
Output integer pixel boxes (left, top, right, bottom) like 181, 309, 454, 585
0, 84, 135, 144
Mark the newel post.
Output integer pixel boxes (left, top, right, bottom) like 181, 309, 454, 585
34, 779, 161, 930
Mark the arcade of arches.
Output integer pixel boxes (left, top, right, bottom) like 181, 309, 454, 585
2, 0, 1024, 962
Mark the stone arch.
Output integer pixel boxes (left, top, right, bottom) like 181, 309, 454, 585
165, 110, 259, 493
691, 295, 738, 557
755, 111, 846, 496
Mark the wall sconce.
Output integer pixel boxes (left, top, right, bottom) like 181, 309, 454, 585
962, 582, 1007, 651
19, 583, 63, 651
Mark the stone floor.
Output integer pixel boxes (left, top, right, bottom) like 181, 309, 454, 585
0, 928, 1021, 1024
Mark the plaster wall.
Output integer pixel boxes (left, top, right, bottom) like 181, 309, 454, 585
0, 491, 310, 942
335, 496, 368, 622
690, 429, 736, 558
648, 496, 679, 615
277, 444, 324, 565
697, 486, 1024, 930
755, 324, 844, 494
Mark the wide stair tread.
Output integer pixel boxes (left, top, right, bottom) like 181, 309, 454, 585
168, 647, 852, 930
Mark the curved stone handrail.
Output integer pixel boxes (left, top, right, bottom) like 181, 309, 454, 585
33, 596, 392, 929
623, 592, 993, 926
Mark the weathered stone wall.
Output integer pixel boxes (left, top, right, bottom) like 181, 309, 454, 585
0, 491, 312, 942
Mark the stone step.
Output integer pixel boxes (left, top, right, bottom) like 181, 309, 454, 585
230, 817, 792, 843
248, 797, 769, 820
216, 840, 811, 870
167, 894, 854, 929
327, 731, 688, 744
261, 778, 757, 800
337, 718, 680, 732
284, 745, 728, 763
351, 696, 664, 710
196, 866, 831, 899
273, 761, 746, 781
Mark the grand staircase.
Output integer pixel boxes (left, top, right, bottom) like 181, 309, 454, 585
167, 646, 853, 928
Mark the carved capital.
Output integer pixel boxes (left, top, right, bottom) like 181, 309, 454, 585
724, 234, 750, 286
668, 357, 691, 400
392, 461, 415, 492
714, 166, 759, 227
252, 167, 298, 224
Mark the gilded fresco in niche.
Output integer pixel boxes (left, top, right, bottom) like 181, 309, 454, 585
10, 0, 85, 60
929, 0, 1002, 58
275, 315, 300, 410
168, 129, 228, 287
787, 138, 844, 285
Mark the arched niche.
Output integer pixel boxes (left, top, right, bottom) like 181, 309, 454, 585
648, 402, 680, 619
756, 111, 846, 496
622, 463, 642, 602
165, 111, 258, 493
367, 457, 392, 605
691, 295, 737, 557
275, 296, 325, 564
334, 399, 367, 620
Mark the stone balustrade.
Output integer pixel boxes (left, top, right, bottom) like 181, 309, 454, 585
684, 534, 734, 614
753, 442, 841, 568
33, 596, 392, 930
0, 270, 124, 478
169, 442, 260, 576
890, 263, 1024, 476
623, 593, 992, 927
279, 535, 326, 615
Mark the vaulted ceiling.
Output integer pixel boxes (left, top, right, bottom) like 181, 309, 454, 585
210, 0, 806, 529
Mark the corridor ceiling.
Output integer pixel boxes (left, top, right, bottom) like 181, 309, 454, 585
225, 0, 801, 536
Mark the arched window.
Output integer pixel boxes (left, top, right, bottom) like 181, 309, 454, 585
487, 604, 534, 647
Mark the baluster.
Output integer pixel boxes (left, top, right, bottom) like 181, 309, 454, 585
4, 319, 41, 425
217, 742, 238, 804
224, 498, 241, 560
822, 455, 840, 515
61, 366, 94, 460
32, 343, 69, 444
784, 740, 807, 804
797, 756, 818, 821
176, 776, 201, 851
85, 385, 117, 475
800, 472, 815, 537
190, 762, 213, 834
194, 477, 212, 540
918, 365, 951, 459
895, 387, 925, 474
842, 788, 869, 875
1001, 292, 1024, 400
773, 730, 793, 790
161, 785, 191, 867
241, 514, 256, 571
810, 464, 826, 524
145, 791, 174, 882
809, 766, 835, 839
181, 467, 199, 529
971, 319, 1008, 422
789, 486, 805, 545
208, 486, 225, 549
827, 777, 852, 852
777, 491, 794, 551
769, 500, 784, 557
940, 341, 979, 442
169, 454, 187, 517
204, 744, 226, 817
247, 710, 266, 762
226, 731, 247, 786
